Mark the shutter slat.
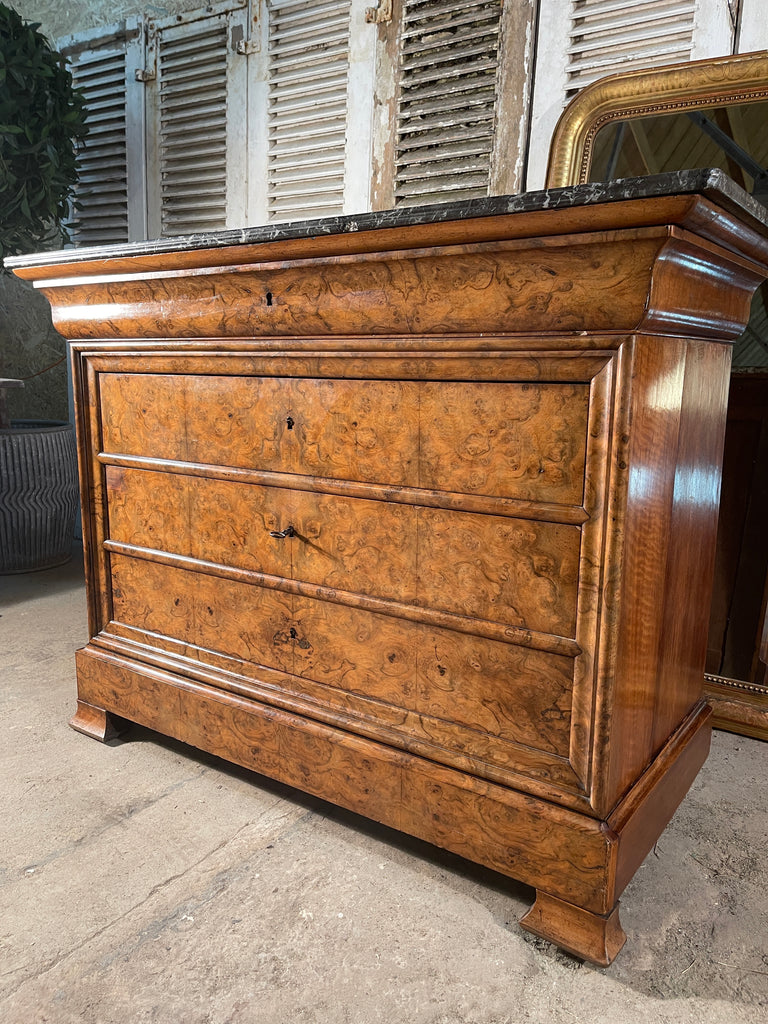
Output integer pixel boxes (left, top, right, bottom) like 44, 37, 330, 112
398, 80, 497, 111
269, 150, 346, 170
76, 159, 127, 176
400, 56, 500, 89
269, 166, 345, 186
161, 107, 228, 129
403, 0, 492, 24
401, 44, 501, 75
270, 0, 349, 31
402, 23, 503, 58
269, 42, 348, 72
267, 195, 345, 215
271, 27, 348, 54
270, 137, 347, 159
571, 1, 696, 40
398, 124, 496, 152
398, 159, 492, 182
266, 106, 347, 132
270, 65, 349, 90
568, 43, 692, 77
398, 173, 490, 195
395, 0, 502, 207
267, 0, 351, 222
75, 99, 126, 119
269, 122, 347, 144
570, 22, 694, 58
269, 181, 344, 200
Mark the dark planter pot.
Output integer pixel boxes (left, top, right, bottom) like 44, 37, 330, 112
0, 420, 79, 574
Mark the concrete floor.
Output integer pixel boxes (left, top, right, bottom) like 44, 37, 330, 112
1, 550, 767, 1024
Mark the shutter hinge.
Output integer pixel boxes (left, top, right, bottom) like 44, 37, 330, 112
135, 68, 156, 82
232, 21, 260, 54
366, 0, 393, 24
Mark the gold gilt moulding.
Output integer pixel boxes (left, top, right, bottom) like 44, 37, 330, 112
546, 50, 768, 189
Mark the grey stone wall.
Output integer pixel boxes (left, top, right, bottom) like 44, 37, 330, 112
0, 275, 69, 424
23, 1, 203, 42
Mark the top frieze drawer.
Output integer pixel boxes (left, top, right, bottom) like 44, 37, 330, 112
99, 373, 589, 506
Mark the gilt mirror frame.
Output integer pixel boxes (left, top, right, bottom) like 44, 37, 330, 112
545, 49, 768, 189
546, 50, 768, 743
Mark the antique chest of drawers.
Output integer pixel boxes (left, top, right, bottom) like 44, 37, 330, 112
11, 170, 768, 965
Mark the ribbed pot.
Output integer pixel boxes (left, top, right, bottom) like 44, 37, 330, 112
0, 421, 79, 573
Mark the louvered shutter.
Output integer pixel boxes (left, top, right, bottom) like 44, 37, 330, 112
394, 0, 503, 207
59, 22, 146, 245
146, 3, 248, 237
266, 0, 353, 221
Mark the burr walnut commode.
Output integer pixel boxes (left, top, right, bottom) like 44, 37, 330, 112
10, 170, 768, 965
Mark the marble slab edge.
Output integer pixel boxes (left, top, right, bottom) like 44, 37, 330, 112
5, 168, 768, 271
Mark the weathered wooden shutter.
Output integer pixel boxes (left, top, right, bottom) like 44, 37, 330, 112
566, 0, 697, 95
394, 0, 503, 207
146, 3, 247, 237
266, 0, 353, 221
60, 21, 146, 245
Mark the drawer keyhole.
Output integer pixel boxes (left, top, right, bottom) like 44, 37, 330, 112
286, 416, 294, 430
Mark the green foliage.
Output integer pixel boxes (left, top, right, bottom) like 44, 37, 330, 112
0, 3, 87, 259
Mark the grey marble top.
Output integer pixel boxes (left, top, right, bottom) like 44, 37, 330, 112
6, 168, 768, 271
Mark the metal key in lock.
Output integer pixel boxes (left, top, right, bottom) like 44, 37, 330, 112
269, 525, 296, 539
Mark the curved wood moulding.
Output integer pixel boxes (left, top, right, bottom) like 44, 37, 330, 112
31, 230, 766, 343
95, 622, 585, 801
103, 541, 582, 659
97, 454, 591, 526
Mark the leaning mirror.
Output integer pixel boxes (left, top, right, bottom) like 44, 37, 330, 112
547, 51, 768, 741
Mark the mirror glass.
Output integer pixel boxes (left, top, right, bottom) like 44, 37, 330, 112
588, 102, 768, 201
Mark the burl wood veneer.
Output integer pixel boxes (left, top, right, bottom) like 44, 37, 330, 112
11, 171, 768, 965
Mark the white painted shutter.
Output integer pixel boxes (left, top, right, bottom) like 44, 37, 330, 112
146, 3, 248, 237
394, 0, 503, 207
566, 0, 696, 95
59, 22, 146, 245
266, 0, 352, 221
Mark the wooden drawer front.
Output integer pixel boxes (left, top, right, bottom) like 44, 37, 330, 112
289, 596, 573, 759
109, 555, 574, 764
110, 554, 294, 675
106, 467, 580, 637
99, 374, 588, 504
99, 374, 418, 485
419, 382, 587, 503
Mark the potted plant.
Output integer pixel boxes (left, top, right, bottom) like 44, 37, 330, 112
0, 2, 87, 572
